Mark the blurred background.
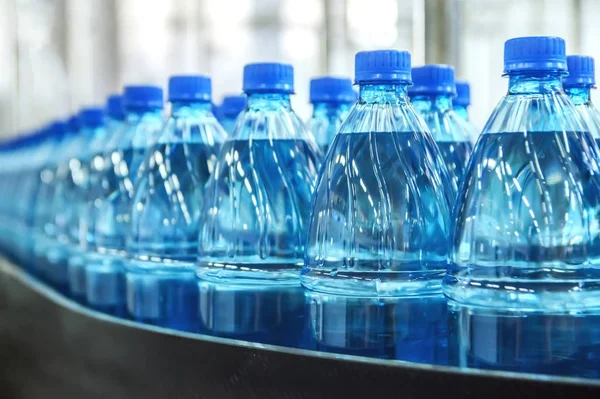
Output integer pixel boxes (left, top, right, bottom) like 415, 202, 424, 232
1, 0, 598, 139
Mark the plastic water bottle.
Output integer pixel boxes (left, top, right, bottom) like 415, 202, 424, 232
445, 36, 600, 378
410, 65, 473, 191
454, 80, 480, 144
0, 134, 29, 260
218, 95, 246, 134
67, 95, 125, 303
88, 86, 164, 315
564, 55, 600, 148
14, 128, 57, 269
307, 77, 356, 153
104, 94, 126, 136
31, 120, 71, 282
126, 75, 226, 330
302, 50, 454, 362
0, 135, 24, 258
197, 63, 320, 346
454, 81, 471, 121
46, 108, 105, 292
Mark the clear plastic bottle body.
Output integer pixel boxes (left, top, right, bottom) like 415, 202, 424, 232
17, 132, 57, 268
67, 121, 116, 302
566, 86, 600, 145
0, 136, 45, 263
197, 92, 320, 346
125, 101, 226, 330
85, 109, 164, 314
219, 115, 238, 136
30, 127, 74, 282
302, 83, 454, 362
0, 140, 15, 256
453, 104, 480, 144
308, 101, 352, 153
46, 125, 104, 291
445, 72, 600, 378
411, 94, 473, 192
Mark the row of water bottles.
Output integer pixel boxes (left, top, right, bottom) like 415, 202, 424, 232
0, 35, 600, 379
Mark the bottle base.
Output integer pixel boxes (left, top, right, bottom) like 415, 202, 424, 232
448, 300, 600, 378
67, 252, 86, 302
85, 254, 126, 316
126, 265, 199, 333
198, 279, 306, 347
305, 290, 448, 364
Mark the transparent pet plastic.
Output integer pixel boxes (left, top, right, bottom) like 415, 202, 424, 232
197, 90, 320, 346
302, 82, 454, 362
445, 71, 600, 378
126, 100, 226, 330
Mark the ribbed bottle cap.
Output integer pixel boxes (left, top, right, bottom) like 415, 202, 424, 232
168, 75, 212, 102
243, 63, 294, 94
123, 85, 164, 110
105, 94, 125, 121
563, 55, 595, 87
454, 80, 471, 107
354, 50, 412, 84
68, 115, 80, 133
79, 107, 105, 128
309, 77, 355, 103
409, 64, 456, 96
503, 36, 567, 74
220, 95, 246, 118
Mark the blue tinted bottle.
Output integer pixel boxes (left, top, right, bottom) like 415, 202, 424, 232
68, 100, 119, 302
302, 50, 454, 362
564, 55, 600, 148
0, 132, 45, 263
18, 127, 57, 269
218, 95, 246, 134
410, 65, 473, 191
87, 86, 164, 315
47, 108, 105, 293
308, 77, 356, 153
454, 80, 479, 143
126, 75, 226, 331
197, 63, 320, 346
445, 36, 600, 378
31, 121, 71, 282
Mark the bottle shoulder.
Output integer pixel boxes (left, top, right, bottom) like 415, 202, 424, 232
481, 91, 585, 135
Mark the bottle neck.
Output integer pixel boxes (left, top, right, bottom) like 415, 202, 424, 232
125, 107, 163, 120
410, 93, 454, 113
564, 86, 592, 106
359, 84, 410, 103
247, 93, 291, 110
312, 101, 352, 118
453, 104, 469, 121
507, 72, 565, 95
170, 101, 213, 117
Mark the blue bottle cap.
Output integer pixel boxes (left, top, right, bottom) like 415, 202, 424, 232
409, 64, 456, 96
49, 120, 69, 138
220, 95, 246, 118
354, 50, 412, 84
79, 107, 105, 128
309, 77, 355, 103
168, 75, 212, 102
243, 63, 294, 94
454, 80, 471, 107
106, 94, 125, 121
563, 55, 595, 87
123, 85, 164, 110
68, 115, 80, 133
503, 36, 567, 74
